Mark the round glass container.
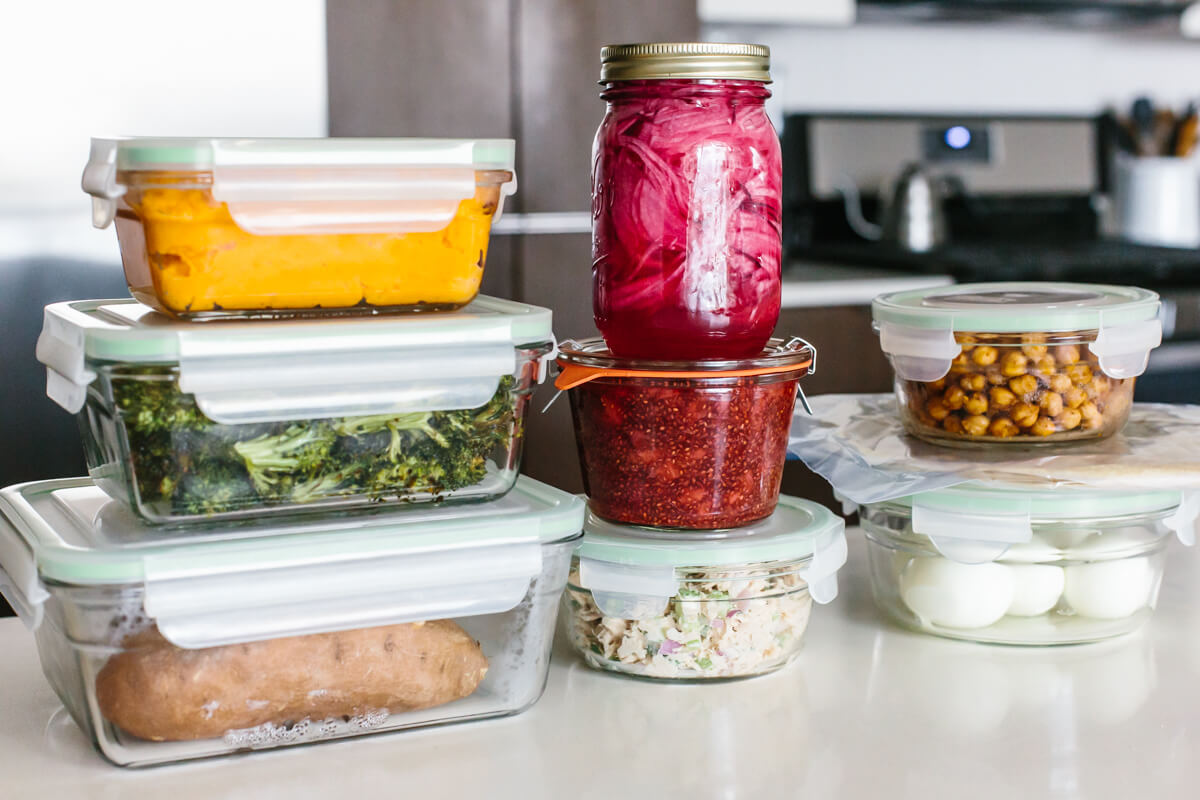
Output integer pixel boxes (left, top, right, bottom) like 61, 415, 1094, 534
872, 282, 1162, 447
592, 43, 782, 360
556, 336, 814, 530
563, 497, 846, 680
859, 482, 1190, 645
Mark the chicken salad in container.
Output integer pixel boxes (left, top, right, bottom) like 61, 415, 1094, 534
563, 495, 846, 680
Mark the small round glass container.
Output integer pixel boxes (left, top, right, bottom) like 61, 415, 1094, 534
872, 282, 1161, 447
563, 497, 846, 680
860, 482, 1190, 645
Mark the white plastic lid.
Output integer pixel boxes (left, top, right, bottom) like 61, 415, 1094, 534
0, 476, 583, 649
82, 137, 518, 234
575, 496, 847, 618
36, 297, 555, 424
877, 482, 1191, 563
872, 282, 1163, 382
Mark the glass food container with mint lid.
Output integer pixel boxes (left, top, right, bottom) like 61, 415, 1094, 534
81, 137, 517, 319
563, 495, 847, 680
872, 282, 1162, 446
860, 482, 1197, 645
36, 296, 555, 525
0, 475, 584, 767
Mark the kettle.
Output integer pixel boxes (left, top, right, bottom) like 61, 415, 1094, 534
838, 162, 952, 252
882, 163, 949, 252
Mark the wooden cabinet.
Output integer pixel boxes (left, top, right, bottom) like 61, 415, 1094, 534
775, 304, 893, 513
327, 0, 698, 494
326, 3, 886, 513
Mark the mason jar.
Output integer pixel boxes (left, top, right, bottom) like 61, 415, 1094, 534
592, 42, 782, 361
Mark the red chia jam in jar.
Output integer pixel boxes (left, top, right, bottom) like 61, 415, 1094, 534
567, 374, 800, 529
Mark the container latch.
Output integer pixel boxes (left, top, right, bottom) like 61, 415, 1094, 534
1166, 490, 1200, 546
35, 304, 101, 414
800, 524, 848, 604
913, 496, 1033, 564
175, 319, 517, 424
144, 541, 543, 649
0, 502, 49, 631
876, 322, 961, 382
1090, 318, 1163, 379
577, 558, 678, 620
80, 138, 124, 229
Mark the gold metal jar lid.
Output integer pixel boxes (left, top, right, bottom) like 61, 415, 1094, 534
599, 42, 771, 83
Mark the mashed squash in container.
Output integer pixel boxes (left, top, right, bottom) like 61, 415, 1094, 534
83, 138, 517, 319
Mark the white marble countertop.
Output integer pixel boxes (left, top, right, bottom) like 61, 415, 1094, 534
781, 262, 953, 308
2, 529, 1198, 798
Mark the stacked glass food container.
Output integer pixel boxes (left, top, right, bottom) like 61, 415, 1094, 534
0, 136, 588, 767
853, 281, 1194, 645
553, 43, 849, 681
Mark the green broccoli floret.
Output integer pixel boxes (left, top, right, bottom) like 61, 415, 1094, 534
232, 423, 337, 494
112, 369, 519, 517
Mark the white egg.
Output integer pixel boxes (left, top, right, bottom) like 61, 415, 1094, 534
1038, 527, 1097, 550
1063, 558, 1156, 620
927, 537, 1012, 564
1006, 564, 1066, 617
1071, 525, 1157, 557
1003, 534, 1059, 564
900, 558, 1015, 629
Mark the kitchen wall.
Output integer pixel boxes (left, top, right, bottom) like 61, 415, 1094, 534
327, 0, 700, 494
0, 0, 327, 264
0, 0, 328, 491
704, 21, 1200, 120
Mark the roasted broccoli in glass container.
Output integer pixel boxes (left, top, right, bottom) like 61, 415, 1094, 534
109, 368, 520, 518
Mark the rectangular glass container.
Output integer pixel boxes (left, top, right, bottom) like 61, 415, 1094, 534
0, 476, 584, 767
83, 137, 517, 319
38, 297, 554, 525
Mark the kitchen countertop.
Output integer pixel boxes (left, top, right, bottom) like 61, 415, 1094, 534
782, 262, 952, 308
2, 529, 1198, 798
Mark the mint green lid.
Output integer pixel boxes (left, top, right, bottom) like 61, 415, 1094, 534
883, 481, 1181, 521
578, 496, 844, 568
108, 137, 516, 172
37, 296, 556, 427
0, 475, 584, 588
42, 296, 552, 366
872, 282, 1160, 333
0, 476, 584, 648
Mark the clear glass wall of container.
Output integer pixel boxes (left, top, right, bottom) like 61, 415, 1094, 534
860, 487, 1184, 645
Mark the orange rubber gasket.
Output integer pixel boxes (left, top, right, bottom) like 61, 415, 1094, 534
554, 356, 814, 390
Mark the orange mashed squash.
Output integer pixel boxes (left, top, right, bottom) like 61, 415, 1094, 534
114, 183, 498, 317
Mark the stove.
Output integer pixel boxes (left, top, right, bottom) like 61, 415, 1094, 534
783, 112, 1200, 401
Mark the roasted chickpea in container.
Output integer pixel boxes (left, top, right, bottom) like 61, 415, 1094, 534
873, 283, 1163, 447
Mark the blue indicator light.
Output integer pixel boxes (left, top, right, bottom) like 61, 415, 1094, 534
944, 125, 971, 150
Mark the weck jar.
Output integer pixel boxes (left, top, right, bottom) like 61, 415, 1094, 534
592, 42, 782, 361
